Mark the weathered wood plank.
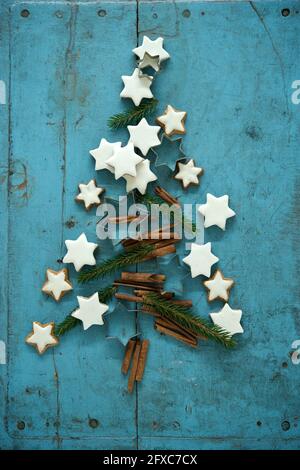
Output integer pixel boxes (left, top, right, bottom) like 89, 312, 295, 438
137, 0, 300, 449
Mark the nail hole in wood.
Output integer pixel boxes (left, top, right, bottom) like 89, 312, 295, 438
20, 9, 30, 18
182, 9, 191, 18
89, 418, 99, 428
55, 11, 63, 19
281, 8, 290, 17
256, 420, 262, 427
281, 420, 290, 431
17, 420, 25, 430
153, 13, 158, 19
98, 9, 106, 17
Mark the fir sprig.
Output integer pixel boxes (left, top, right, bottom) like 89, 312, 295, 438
78, 244, 155, 284
55, 286, 117, 336
107, 98, 158, 129
143, 293, 235, 348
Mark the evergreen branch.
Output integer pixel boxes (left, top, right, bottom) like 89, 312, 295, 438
55, 286, 116, 336
143, 293, 235, 348
78, 244, 155, 284
55, 314, 80, 337
107, 98, 158, 129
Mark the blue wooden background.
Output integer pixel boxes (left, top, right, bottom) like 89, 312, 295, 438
0, 0, 300, 450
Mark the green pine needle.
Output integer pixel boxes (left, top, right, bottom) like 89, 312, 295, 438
78, 244, 155, 284
55, 286, 117, 336
107, 98, 159, 129
143, 292, 235, 348
55, 315, 80, 337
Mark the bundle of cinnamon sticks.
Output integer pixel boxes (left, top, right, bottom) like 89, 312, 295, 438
115, 271, 198, 351
121, 339, 150, 393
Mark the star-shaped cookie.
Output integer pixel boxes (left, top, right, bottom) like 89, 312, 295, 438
138, 52, 160, 72
72, 292, 109, 330
76, 179, 104, 210
182, 242, 219, 278
90, 138, 121, 173
198, 193, 236, 230
210, 303, 243, 337
156, 105, 187, 136
120, 68, 153, 106
175, 159, 203, 189
26, 322, 58, 355
203, 269, 234, 302
128, 118, 161, 156
133, 36, 170, 62
106, 142, 144, 180
63, 233, 97, 272
42, 268, 73, 301
124, 159, 157, 195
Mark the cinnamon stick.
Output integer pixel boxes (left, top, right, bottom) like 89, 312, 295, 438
128, 340, 142, 393
121, 339, 136, 375
113, 281, 161, 291
135, 340, 150, 382
154, 323, 197, 348
114, 293, 143, 303
171, 299, 193, 307
121, 272, 166, 284
143, 244, 176, 260
134, 290, 173, 300
108, 215, 140, 224
155, 186, 180, 207
155, 317, 197, 343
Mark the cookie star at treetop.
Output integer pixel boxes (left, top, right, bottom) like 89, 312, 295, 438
63, 233, 97, 272
128, 118, 161, 156
90, 138, 121, 173
124, 159, 157, 195
133, 35, 170, 63
42, 268, 73, 301
175, 159, 203, 188
210, 303, 243, 337
156, 104, 187, 136
72, 293, 109, 330
120, 68, 153, 106
198, 193, 236, 230
76, 179, 104, 210
26, 322, 58, 355
106, 142, 144, 180
204, 269, 234, 302
183, 242, 219, 278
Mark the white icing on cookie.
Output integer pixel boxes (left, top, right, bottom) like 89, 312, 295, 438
76, 179, 104, 210
175, 159, 203, 188
133, 36, 170, 62
198, 193, 236, 230
63, 233, 97, 272
157, 105, 187, 136
210, 303, 243, 337
124, 159, 157, 195
128, 118, 161, 156
42, 268, 72, 301
90, 138, 121, 173
26, 322, 58, 354
106, 142, 144, 180
120, 68, 153, 106
204, 269, 234, 302
182, 242, 219, 278
72, 292, 108, 330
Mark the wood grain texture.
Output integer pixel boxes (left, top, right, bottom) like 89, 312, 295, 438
0, 0, 300, 450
